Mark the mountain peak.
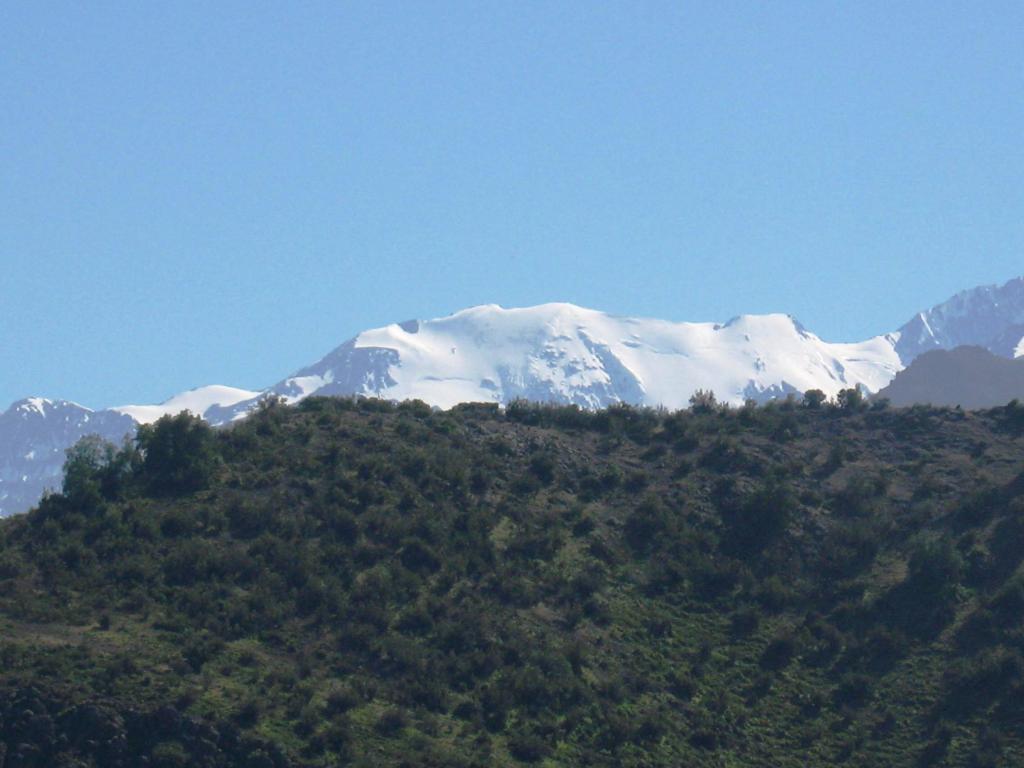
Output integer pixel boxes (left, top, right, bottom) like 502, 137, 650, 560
895, 276, 1024, 363
13, 397, 54, 417
8, 397, 91, 418
444, 301, 599, 323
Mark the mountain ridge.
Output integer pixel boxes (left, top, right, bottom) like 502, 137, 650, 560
211, 304, 901, 420
894, 276, 1024, 362
3, 275, 1024, 516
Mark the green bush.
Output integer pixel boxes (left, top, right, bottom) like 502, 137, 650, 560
725, 479, 794, 556
760, 631, 797, 670
150, 742, 189, 768
624, 495, 672, 554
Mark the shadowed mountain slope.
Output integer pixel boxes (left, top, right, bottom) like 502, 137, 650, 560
877, 346, 1024, 409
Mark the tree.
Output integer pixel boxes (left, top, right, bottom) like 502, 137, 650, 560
837, 387, 866, 411
61, 435, 137, 511
136, 412, 218, 496
689, 389, 718, 413
802, 389, 827, 409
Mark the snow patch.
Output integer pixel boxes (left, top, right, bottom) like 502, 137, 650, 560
113, 385, 261, 425
17, 398, 52, 417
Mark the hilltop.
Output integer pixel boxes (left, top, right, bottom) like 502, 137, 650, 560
1, 396, 1023, 765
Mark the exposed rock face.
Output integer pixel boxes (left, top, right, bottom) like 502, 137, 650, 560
894, 277, 1024, 363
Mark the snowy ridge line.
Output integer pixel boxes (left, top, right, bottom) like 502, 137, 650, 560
4, 276, 1024, 517
112, 385, 261, 425
203, 302, 904, 422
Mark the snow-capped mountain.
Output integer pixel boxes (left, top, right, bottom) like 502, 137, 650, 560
895, 277, 1024, 362
4, 275, 1024, 517
215, 304, 902, 420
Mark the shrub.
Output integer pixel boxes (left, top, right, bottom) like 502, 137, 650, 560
327, 688, 364, 720
942, 648, 1024, 719
689, 389, 718, 413
989, 514, 1024, 578
821, 519, 880, 577
730, 606, 760, 637
760, 631, 797, 670
990, 576, 1024, 627
837, 388, 866, 412
151, 742, 189, 768
62, 435, 131, 511
833, 673, 873, 708
399, 538, 440, 573
908, 535, 964, 596
508, 731, 553, 762
831, 475, 886, 518
725, 479, 794, 556
481, 684, 512, 731
528, 452, 557, 484
624, 496, 672, 554
374, 707, 408, 736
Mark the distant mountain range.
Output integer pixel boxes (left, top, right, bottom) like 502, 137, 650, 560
3, 275, 1023, 516
894, 277, 1024, 361
0, 400, 136, 519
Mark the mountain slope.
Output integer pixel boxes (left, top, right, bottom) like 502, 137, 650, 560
877, 346, 1024, 408
2, 399, 1024, 766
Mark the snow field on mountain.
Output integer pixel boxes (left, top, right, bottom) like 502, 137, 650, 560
351, 303, 903, 409
112, 385, 261, 424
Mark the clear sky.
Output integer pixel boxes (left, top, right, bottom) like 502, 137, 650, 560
3, 2, 1024, 409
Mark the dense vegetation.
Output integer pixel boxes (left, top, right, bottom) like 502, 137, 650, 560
2, 393, 1024, 766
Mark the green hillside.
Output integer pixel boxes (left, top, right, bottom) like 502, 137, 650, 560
2, 395, 1024, 767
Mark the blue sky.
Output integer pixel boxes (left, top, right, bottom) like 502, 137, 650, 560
3, 2, 1024, 409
